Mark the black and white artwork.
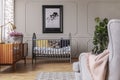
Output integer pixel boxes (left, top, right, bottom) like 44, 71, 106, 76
42, 5, 63, 33
46, 9, 60, 28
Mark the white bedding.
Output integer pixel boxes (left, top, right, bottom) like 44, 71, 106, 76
34, 46, 71, 54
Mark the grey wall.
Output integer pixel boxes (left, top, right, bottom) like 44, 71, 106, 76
15, 0, 120, 58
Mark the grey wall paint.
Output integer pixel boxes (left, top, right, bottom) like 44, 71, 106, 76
15, 0, 120, 58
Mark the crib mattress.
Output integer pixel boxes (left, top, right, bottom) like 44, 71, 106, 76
33, 46, 71, 55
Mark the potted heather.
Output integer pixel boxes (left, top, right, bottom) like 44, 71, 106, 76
9, 31, 23, 43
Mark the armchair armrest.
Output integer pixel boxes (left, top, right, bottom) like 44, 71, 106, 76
73, 62, 80, 72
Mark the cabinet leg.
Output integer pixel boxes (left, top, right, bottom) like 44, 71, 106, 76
24, 57, 26, 65
0, 65, 1, 72
12, 63, 16, 71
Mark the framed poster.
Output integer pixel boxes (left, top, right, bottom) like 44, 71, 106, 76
42, 5, 63, 33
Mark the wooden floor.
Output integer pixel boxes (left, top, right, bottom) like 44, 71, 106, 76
0, 60, 76, 80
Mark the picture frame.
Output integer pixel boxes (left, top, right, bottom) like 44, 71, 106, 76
42, 5, 63, 33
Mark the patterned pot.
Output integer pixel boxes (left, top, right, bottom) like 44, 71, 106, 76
10, 36, 23, 43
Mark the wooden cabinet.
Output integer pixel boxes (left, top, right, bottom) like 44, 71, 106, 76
0, 43, 28, 66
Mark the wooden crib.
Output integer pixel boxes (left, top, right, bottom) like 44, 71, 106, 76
32, 33, 72, 64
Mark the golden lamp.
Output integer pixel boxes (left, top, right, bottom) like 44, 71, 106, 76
0, 22, 16, 43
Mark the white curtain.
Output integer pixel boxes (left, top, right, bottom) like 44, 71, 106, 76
0, 0, 14, 43
4, 0, 14, 24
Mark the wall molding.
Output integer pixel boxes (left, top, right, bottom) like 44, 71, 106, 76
16, 0, 120, 57
87, 0, 120, 35
24, 0, 78, 36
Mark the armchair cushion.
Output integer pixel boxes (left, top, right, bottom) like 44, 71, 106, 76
73, 62, 81, 80
75, 72, 81, 80
73, 62, 80, 72
79, 52, 93, 80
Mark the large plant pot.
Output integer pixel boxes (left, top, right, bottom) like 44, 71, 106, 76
10, 36, 23, 43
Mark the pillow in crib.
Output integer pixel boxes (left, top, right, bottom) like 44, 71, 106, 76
48, 40, 60, 48
60, 39, 70, 48
37, 40, 48, 48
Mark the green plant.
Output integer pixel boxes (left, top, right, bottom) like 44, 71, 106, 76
92, 17, 109, 54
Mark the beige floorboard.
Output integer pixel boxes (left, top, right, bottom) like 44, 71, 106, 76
0, 60, 74, 80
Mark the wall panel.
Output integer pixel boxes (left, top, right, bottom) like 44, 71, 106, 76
15, 0, 120, 58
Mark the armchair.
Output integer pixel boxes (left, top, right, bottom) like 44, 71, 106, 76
73, 19, 120, 80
